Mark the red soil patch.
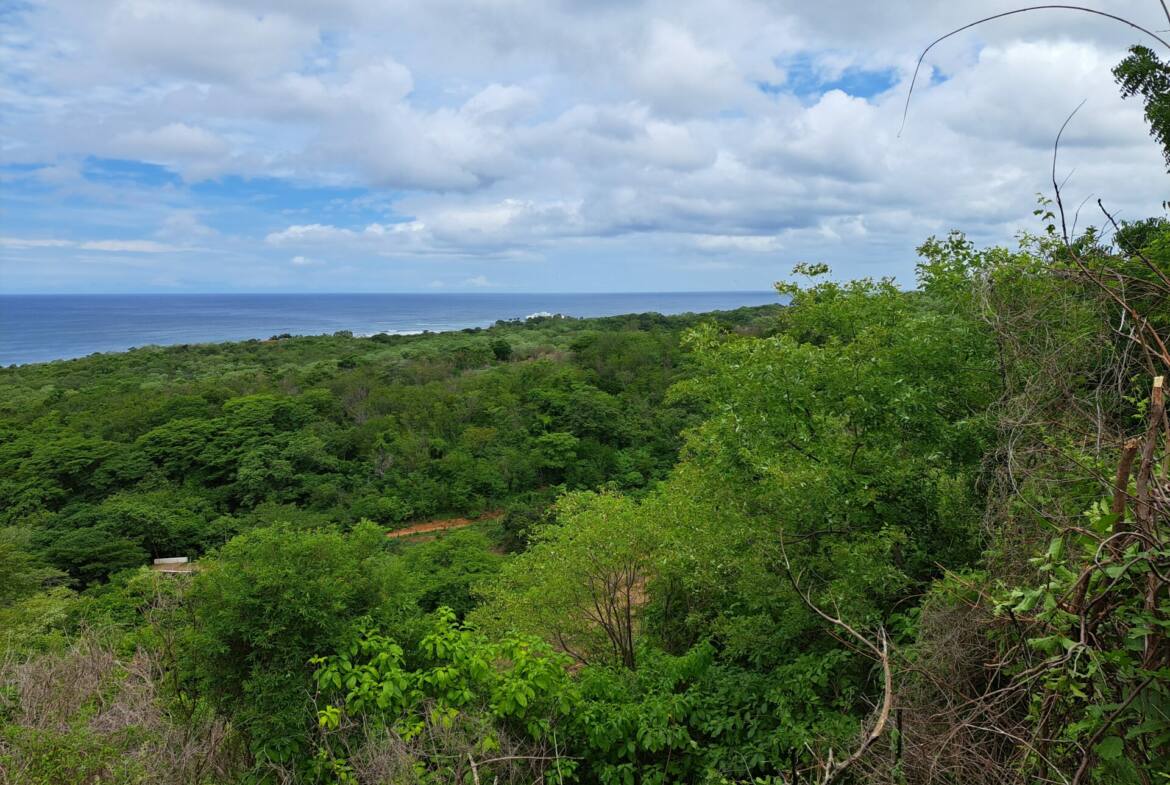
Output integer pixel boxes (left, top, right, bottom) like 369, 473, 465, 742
386, 510, 502, 539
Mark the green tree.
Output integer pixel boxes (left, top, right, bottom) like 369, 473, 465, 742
490, 337, 513, 361
1114, 44, 1170, 169
42, 527, 147, 586
395, 528, 503, 618
184, 521, 392, 765
0, 528, 62, 606
475, 492, 660, 669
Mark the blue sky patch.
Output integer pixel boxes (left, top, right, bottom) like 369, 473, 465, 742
83, 158, 184, 189
766, 53, 898, 101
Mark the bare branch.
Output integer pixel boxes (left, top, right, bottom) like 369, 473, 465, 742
779, 538, 894, 785
1052, 100, 1087, 245
900, 6, 1170, 137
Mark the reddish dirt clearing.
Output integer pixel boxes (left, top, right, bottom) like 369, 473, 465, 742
386, 510, 502, 539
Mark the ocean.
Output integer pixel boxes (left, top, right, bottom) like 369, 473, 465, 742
0, 291, 780, 366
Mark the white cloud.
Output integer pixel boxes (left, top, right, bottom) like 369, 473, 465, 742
0, 238, 74, 249
110, 123, 232, 179
630, 21, 748, 115
693, 234, 783, 253
1, 0, 1167, 291
102, 0, 317, 82
157, 211, 218, 240
461, 84, 539, 123
78, 240, 182, 252
265, 199, 589, 256
114, 123, 228, 158
1, 237, 181, 253
266, 221, 426, 248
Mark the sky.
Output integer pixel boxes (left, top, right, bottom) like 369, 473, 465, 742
1, 0, 1168, 293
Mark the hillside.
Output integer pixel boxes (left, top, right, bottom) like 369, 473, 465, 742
2, 220, 1168, 784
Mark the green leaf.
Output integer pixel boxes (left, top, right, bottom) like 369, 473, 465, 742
1095, 736, 1124, 760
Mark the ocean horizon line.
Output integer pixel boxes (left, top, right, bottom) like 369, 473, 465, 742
1, 289, 776, 297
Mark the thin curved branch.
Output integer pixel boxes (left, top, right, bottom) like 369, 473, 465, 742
1053, 100, 1087, 245
900, 6, 1170, 136
779, 538, 893, 785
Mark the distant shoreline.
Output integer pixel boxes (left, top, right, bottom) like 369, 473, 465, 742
0, 291, 781, 367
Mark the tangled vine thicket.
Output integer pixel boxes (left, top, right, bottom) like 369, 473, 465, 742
795, 5, 1170, 783
797, 217, 1168, 783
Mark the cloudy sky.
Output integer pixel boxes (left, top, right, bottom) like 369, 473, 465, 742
1, 1, 1167, 293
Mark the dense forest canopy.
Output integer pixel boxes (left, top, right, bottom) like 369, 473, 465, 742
3, 209, 1168, 784
2, 15, 1170, 785
0, 307, 779, 589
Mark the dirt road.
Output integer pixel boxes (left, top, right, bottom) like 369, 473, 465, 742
386, 510, 502, 538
